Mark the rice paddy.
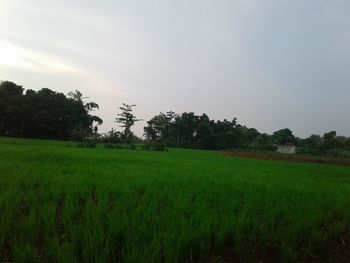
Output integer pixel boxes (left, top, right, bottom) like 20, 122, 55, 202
0, 137, 350, 262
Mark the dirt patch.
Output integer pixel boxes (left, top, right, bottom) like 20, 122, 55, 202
222, 152, 350, 166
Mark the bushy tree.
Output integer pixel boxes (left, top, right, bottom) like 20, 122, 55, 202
272, 128, 296, 145
0, 81, 102, 140
115, 103, 141, 144
303, 134, 322, 154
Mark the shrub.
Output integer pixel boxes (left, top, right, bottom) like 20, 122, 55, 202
326, 149, 350, 159
77, 141, 97, 148
114, 144, 125, 149
104, 143, 125, 149
142, 143, 152, 150
152, 141, 167, 151
85, 141, 97, 148
142, 141, 167, 151
104, 143, 115, 149
76, 142, 85, 148
125, 144, 136, 150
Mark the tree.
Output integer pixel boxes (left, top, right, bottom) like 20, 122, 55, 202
0, 81, 103, 140
322, 131, 338, 151
143, 111, 177, 144
0, 81, 25, 136
115, 103, 141, 143
195, 116, 214, 149
272, 128, 296, 145
304, 134, 322, 154
68, 90, 103, 137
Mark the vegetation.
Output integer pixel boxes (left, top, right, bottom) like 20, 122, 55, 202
144, 112, 350, 156
0, 81, 102, 140
1, 80, 350, 156
1, 137, 350, 262
115, 103, 141, 144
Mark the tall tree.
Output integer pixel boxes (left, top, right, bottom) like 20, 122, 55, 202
0, 81, 25, 136
0, 81, 103, 140
322, 131, 338, 151
272, 128, 296, 145
144, 111, 177, 141
115, 103, 141, 143
68, 90, 103, 139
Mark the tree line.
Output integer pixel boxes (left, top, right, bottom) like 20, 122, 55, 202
0, 81, 102, 140
143, 112, 350, 156
1, 81, 350, 156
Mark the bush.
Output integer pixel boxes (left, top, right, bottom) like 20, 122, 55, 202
76, 142, 85, 148
77, 141, 97, 148
142, 143, 152, 151
153, 142, 167, 151
85, 141, 97, 148
114, 144, 125, 149
142, 142, 167, 151
326, 149, 350, 158
104, 143, 115, 149
104, 143, 125, 149
125, 144, 136, 150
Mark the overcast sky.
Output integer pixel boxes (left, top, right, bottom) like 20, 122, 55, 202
1, 0, 349, 137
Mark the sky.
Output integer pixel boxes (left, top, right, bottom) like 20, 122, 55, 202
1, 0, 349, 137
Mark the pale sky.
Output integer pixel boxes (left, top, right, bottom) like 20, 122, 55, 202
1, 0, 349, 137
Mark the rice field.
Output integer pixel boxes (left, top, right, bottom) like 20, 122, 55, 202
0, 137, 350, 262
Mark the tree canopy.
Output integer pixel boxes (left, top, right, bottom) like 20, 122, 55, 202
115, 103, 141, 143
2, 80, 350, 156
0, 81, 102, 140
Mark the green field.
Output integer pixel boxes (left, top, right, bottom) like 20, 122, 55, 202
1, 138, 350, 262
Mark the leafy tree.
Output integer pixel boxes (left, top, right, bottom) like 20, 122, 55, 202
115, 103, 141, 144
0, 81, 25, 136
272, 128, 296, 145
68, 90, 103, 136
304, 134, 322, 154
195, 122, 214, 149
0, 81, 102, 140
322, 131, 338, 151
144, 111, 176, 141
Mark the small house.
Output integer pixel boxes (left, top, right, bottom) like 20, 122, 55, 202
277, 144, 296, 154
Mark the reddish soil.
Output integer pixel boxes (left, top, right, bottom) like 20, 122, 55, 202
222, 152, 350, 166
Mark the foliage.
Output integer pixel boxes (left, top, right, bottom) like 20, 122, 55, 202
125, 144, 136, 150
144, 111, 350, 155
152, 141, 167, 151
104, 143, 125, 149
300, 131, 350, 156
115, 103, 141, 144
143, 141, 168, 151
144, 112, 268, 151
272, 128, 296, 145
142, 143, 152, 150
0, 81, 102, 140
104, 143, 115, 149
76, 140, 97, 148
100, 128, 123, 144
2, 80, 350, 155
144, 112, 244, 150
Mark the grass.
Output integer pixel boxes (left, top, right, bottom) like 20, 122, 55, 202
0, 137, 350, 262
